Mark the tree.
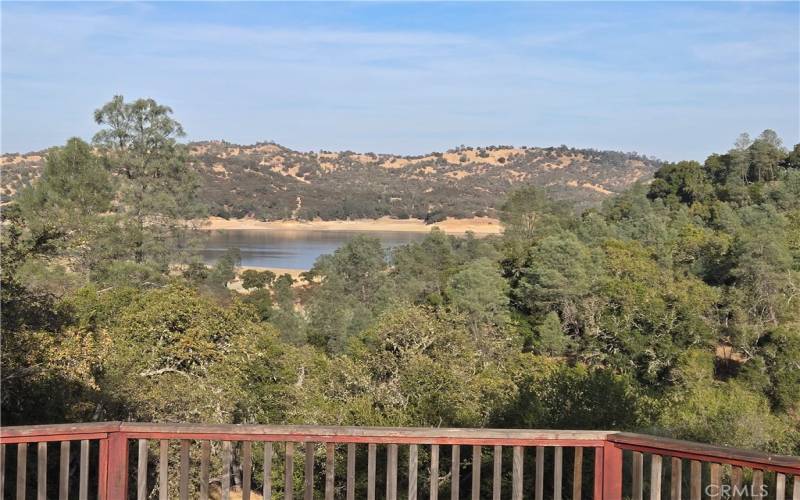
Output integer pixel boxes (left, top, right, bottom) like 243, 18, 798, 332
391, 229, 459, 305
241, 269, 276, 290
269, 274, 306, 345
647, 160, 713, 206
709, 130, 789, 187
17, 138, 114, 272
242, 288, 274, 321
18, 138, 113, 222
757, 129, 782, 149
335, 306, 514, 427
661, 351, 797, 453
309, 235, 388, 304
517, 233, 594, 312
781, 144, 800, 170
494, 355, 649, 430
446, 258, 509, 335
500, 186, 573, 268
500, 186, 570, 241
0, 204, 72, 424
99, 285, 280, 423
535, 311, 571, 356
758, 325, 800, 412
734, 132, 752, 151
272, 274, 296, 308
206, 248, 241, 289
591, 239, 719, 385
93, 95, 205, 268
747, 130, 785, 182
183, 262, 210, 284
306, 236, 391, 351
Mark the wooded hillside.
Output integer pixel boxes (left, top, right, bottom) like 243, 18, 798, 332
2, 140, 658, 220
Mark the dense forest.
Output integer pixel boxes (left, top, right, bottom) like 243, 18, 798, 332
2, 97, 799, 494
1, 132, 658, 222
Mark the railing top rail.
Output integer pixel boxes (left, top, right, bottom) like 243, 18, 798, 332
118, 422, 613, 440
609, 432, 800, 472
0, 421, 121, 439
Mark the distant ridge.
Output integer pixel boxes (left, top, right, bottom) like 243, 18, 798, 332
1, 141, 660, 220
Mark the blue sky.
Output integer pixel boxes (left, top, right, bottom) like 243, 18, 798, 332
2, 2, 798, 160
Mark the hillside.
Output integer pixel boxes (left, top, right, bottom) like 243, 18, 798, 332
1, 141, 660, 220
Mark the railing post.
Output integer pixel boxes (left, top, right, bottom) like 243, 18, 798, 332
600, 442, 623, 500
98, 438, 109, 499
594, 446, 603, 500
103, 430, 129, 499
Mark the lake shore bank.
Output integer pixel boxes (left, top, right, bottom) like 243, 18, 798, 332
199, 216, 503, 235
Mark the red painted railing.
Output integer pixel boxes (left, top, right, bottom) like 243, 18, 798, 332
0, 422, 797, 499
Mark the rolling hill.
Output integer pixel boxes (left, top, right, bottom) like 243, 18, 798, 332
1, 141, 660, 221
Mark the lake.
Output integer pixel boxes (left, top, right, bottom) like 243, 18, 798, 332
200, 229, 430, 270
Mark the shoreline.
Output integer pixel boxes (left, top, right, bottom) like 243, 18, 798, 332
198, 216, 503, 235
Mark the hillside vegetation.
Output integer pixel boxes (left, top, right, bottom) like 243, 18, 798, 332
2, 97, 799, 496
2, 140, 658, 221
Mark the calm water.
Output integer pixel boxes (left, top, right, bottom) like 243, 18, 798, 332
200, 229, 429, 269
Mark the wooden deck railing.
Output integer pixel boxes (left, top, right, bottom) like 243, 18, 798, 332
0, 423, 797, 499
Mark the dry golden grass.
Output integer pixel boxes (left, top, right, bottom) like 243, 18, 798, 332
209, 485, 265, 500
200, 216, 502, 235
